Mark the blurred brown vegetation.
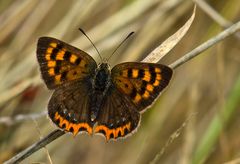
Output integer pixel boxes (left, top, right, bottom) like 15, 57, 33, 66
0, 0, 240, 164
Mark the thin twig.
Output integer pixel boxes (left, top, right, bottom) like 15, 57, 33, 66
3, 130, 65, 164
4, 18, 240, 164
170, 20, 240, 69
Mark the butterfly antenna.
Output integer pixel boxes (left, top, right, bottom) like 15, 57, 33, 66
78, 28, 103, 62
107, 31, 134, 61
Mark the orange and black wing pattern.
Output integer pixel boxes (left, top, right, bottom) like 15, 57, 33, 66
37, 37, 97, 135
36, 36, 173, 140
48, 81, 93, 136
94, 84, 140, 141
36, 37, 97, 89
111, 62, 173, 112
94, 62, 172, 141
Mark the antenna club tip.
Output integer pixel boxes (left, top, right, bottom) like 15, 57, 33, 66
127, 31, 135, 38
78, 28, 86, 35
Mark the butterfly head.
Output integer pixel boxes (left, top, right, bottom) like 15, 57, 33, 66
94, 63, 111, 85
97, 62, 110, 72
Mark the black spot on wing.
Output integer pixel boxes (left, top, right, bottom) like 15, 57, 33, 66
138, 69, 145, 78
63, 51, 71, 61
139, 80, 147, 95
127, 69, 133, 78
75, 58, 81, 65
150, 72, 156, 84
130, 88, 137, 99
61, 71, 67, 81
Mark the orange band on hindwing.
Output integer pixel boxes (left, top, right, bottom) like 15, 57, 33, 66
94, 122, 131, 141
53, 112, 93, 136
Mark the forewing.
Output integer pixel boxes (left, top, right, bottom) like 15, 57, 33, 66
111, 62, 173, 112
37, 37, 97, 89
48, 80, 93, 136
94, 85, 140, 141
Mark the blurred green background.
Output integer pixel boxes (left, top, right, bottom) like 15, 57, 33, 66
0, 0, 240, 164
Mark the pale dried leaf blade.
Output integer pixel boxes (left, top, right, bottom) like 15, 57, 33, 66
142, 5, 196, 63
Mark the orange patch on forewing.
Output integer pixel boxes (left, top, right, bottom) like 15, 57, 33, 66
155, 67, 161, 73
70, 55, 77, 63
156, 74, 161, 80
133, 93, 141, 103
146, 84, 154, 92
50, 42, 57, 48
47, 47, 53, 54
56, 51, 65, 60
45, 54, 51, 60
132, 69, 139, 78
143, 91, 150, 99
142, 71, 151, 82
48, 61, 56, 67
48, 68, 55, 76
153, 80, 160, 86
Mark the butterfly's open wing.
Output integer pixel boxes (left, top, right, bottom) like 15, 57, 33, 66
94, 62, 172, 141
48, 80, 94, 136
37, 37, 97, 135
94, 84, 140, 141
37, 37, 97, 89
111, 62, 173, 112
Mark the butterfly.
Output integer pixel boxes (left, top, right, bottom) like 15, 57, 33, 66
36, 33, 173, 141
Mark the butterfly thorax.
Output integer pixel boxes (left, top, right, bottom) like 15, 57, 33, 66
90, 63, 111, 121
93, 63, 111, 91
